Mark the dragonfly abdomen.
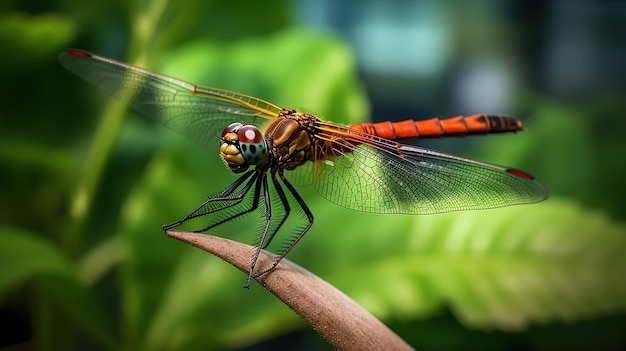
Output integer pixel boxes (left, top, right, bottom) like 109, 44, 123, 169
351, 114, 523, 141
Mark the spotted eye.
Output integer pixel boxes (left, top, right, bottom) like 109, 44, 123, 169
238, 125, 267, 165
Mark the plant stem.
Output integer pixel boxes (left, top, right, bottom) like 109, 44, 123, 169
62, 0, 170, 257
63, 102, 128, 256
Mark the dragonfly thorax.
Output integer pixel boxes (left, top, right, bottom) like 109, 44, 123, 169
265, 110, 318, 171
220, 122, 267, 173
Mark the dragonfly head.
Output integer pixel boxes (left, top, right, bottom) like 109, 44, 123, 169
220, 123, 267, 173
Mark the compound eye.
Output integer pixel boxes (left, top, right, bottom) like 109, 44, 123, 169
237, 125, 267, 165
222, 122, 243, 137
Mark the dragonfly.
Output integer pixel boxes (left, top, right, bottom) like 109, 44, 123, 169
59, 49, 547, 288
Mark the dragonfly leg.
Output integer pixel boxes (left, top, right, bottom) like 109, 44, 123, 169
259, 170, 292, 249
251, 170, 314, 282
245, 173, 272, 288
193, 172, 264, 233
162, 170, 257, 232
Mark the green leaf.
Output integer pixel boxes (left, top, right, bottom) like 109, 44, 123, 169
157, 28, 369, 124
311, 199, 626, 330
0, 228, 118, 349
0, 228, 73, 291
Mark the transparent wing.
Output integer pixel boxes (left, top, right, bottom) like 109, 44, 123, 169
312, 122, 547, 215
59, 49, 547, 215
59, 49, 282, 149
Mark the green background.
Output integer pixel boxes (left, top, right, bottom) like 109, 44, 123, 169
1, 0, 625, 350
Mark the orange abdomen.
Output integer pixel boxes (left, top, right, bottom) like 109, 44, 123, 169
350, 114, 523, 141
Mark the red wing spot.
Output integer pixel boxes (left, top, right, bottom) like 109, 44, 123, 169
506, 168, 535, 180
68, 49, 91, 58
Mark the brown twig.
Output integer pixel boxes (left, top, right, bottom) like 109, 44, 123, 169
166, 231, 415, 351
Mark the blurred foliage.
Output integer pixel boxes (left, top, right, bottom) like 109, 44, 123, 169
0, 12, 76, 71
1, 0, 625, 350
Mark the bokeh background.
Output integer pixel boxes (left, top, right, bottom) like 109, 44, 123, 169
1, 0, 625, 350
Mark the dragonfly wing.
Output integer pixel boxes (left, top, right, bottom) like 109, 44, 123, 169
59, 49, 280, 149
312, 134, 547, 215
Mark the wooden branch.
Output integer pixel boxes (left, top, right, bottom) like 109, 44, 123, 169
166, 231, 415, 351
